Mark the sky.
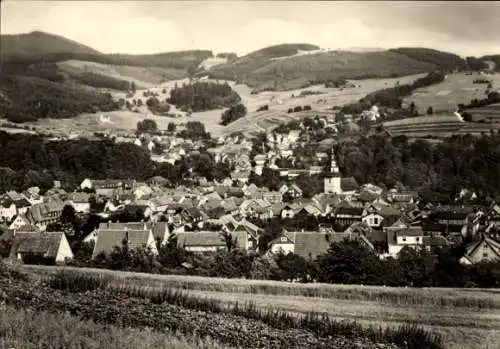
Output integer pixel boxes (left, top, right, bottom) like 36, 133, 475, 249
1, 1, 499, 57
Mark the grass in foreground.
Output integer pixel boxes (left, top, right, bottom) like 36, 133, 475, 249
31, 265, 500, 309
46, 270, 444, 349
0, 305, 229, 349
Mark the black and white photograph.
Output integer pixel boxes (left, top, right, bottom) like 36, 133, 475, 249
0, 1, 499, 349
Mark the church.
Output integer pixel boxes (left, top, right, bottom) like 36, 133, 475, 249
324, 152, 360, 196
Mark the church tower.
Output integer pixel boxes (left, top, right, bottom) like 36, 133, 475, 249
324, 150, 342, 194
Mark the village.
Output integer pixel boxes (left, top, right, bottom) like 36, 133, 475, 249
1, 116, 499, 268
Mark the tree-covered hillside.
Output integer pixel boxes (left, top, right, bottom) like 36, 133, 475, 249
0, 74, 118, 123
210, 49, 437, 91
389, 47, 467, 72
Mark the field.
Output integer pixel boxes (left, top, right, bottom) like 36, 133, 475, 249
22, 265, 500, 349
23, 74, 426, 138
57, 59, 187, 88
382, 114, 500, 139
0, 306, 228, 349
404, 72, 500, 114
465, 103, 500, 123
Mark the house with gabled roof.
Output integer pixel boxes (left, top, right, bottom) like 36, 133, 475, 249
484, 204, 500, 231
270, 232, 295, 255
67, 192, 91, 213
26, 198, 65, 230
23, 188, 43, 205
12, 197, 32, 216
460, 236, 500, 265
92, 229, 158, 259
10, 231, 73, 264
8, 214, 31, 231
332, 206, 364, 226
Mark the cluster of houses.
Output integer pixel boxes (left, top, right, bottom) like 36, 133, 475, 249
2, 152, 500, 266
2, 120, 500, 267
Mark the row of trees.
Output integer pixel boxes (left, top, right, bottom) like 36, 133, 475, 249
168, 81, 241, 112
66, 234, 500, 288
71, 72, 133, 91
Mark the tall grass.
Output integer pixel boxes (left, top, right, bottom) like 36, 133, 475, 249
48, 270, 444, 349
0, 305, 231, 349
34, 265, 500, 309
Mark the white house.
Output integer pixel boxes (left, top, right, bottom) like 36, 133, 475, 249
9, 215, 30, 231
362, 212, 384, 228
80, 178, 93, 190
67, 192, 91, 213
460, 236, 500, 265
269, 234, 295, 255
387, 227, 424, 257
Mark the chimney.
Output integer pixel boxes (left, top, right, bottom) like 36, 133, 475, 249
108, 220, 111, 228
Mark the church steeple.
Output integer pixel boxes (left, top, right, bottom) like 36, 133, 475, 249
324, 148, 342, 194
330, 157, 340, 175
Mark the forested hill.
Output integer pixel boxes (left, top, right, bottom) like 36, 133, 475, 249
389, 47, 468, 72
209, 46, 438, 91
1, 31, 100, 57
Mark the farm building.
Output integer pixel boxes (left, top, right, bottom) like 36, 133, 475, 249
9, 231, 73, 264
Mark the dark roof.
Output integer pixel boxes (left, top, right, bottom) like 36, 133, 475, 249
335, 206, 364, 216
184, 207, 203, 219
385, 226, 423, 244
341, 177, 360, 192
436, 211, 469, 220
98, 222, 151, 231
152, 222, 169, 241
92, 230, 154, 258
292, 232, 331, 259
10, 232, 64, 259
176, 230, 248, 250
366, 228, 387, 243
27, 198, 64, 223
13, 197, 31, 208
422, 236, 450, 247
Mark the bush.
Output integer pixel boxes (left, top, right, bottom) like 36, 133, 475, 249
220, 103, 247, 125
257, 105, 269, 112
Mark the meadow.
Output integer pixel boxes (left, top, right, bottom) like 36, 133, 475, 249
404, 72, 500, 114
23, 265, 500, 349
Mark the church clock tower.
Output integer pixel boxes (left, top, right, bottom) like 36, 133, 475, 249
324, 150, 342, 194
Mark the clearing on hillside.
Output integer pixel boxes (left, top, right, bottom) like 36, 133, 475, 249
57, 60, 187, 88
404, 72, 500, 114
